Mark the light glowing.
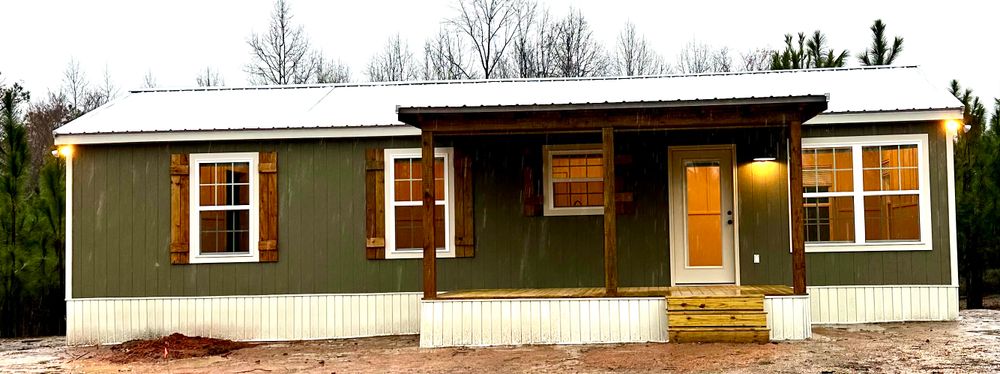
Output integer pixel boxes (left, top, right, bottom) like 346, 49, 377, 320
58, 146, 73, 157
753, 157, 776, 162
945, 119, 962, 133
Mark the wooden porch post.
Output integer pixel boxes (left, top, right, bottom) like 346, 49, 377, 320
421, 131, 438, 300
788, 119, 807, 295
602, 128, 619, 296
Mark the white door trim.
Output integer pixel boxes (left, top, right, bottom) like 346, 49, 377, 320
668, 145, 740, 286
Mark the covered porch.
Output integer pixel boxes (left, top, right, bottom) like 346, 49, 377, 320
398, 95, 827, 346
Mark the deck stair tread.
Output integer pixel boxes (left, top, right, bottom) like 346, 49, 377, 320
665, 294, 770, 343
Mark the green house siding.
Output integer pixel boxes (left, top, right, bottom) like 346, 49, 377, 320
70, 123, 952, 298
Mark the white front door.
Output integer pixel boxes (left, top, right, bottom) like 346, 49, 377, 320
669, 146, 737, 284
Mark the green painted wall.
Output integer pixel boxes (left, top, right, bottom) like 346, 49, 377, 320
71, 123, 952, 298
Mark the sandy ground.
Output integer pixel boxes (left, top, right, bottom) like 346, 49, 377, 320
1, 309, 999, 373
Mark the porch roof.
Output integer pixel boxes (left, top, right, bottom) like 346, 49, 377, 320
55, 66, 962, 145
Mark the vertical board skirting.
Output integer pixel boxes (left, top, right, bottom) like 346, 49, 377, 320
420, 298, 667, 348
66, 293, 422, 345
764, 295, 811, 340
808, 285, 958, 324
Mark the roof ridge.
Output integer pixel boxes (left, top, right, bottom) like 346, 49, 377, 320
128, 65, 920, 94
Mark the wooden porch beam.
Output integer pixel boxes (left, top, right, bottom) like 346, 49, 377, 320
602, 128, 619, 296
421, 131, 438, 300
788, 119, 807, 295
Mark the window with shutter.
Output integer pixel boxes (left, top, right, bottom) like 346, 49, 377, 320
170, 151, 278, 264
366, 147, 473, 259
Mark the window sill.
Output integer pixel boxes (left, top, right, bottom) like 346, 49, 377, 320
189, 253, 260, 264
385, 249, 457, 260
543, 207, 604, 217
804, 242, 931, 253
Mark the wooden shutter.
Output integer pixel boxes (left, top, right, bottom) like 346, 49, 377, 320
365, 149, 386, 259
615, 154, 635, 215
170, 154, 190, 264
522, 148, 543, 216
453, 149, 475, 257
259, 151, 279, 262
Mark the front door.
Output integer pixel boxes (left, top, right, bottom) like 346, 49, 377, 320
669, 146, 737, 284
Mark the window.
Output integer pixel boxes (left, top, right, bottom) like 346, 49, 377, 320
802, 134, 931, 252
189, 152, 260, 263
384, 148, 455, 259
543, 145, 604, 216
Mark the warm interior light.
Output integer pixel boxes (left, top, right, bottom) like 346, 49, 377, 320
753, 157, 776, 162
58, 146, 73, 157
945, 119, 962, 133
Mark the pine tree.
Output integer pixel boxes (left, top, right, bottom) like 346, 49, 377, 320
0, 83, 31, 336
858, 19, 904, 66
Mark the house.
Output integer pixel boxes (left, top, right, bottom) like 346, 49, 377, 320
56, 66, 964, 346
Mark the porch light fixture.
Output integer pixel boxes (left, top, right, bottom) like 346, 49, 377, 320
52, 145, 73, 158
753, 157, 776, 162
945, 119, 962, 133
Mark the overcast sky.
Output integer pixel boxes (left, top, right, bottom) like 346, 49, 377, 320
2, 0, 998, 106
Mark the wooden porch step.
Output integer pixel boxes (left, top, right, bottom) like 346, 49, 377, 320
666, 295, 764, 312
668, 311, 767, 328
668, 327, 770, 343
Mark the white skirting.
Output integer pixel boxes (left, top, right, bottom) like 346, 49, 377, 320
764, 295, 812, 340
419, 297, 667, 348
807, 285, 959, 324
66, 292, 422, 345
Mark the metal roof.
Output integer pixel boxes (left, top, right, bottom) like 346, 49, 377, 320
54, 66, 963, 144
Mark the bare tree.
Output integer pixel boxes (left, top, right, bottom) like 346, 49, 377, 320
449, 0, 532, 79
508, 6, 555, 78
195, 67, 225, 87
675, 40, 711, 74
245, 0, 311, 85
309, 52, 352, 83
676, 40, 733, 74
612, 21, 666, 76
423, 28, 475, 80
549, 8, 608, 77
366, 34, 420, 82
61, 59, 88, 111
25, 93, 72, 182
141, 70, 157, 88
739, 48, 771, 72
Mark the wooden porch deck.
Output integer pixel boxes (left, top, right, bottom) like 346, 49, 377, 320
436, 285, 793, 299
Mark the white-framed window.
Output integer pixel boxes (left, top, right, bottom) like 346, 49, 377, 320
802, 134, 932, 252
384, 148, 456, 259
189, 152, 260, 263
543, 144, 605, 216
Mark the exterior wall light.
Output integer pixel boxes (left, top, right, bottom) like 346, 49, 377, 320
53, 145, 73, 158
945, 119, 962, 133
753, 157, 776, 162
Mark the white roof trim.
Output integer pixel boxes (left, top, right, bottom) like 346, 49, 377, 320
806, 109, 963, 125
54, 126, 420, 145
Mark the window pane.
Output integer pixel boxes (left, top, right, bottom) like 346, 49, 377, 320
864, 195, 920, 241
199, 209, 250, 253
686, 162, 722, 266
862, 145, 919, 191
802, 147, 852, 193
199, 162, 251, 207
394, 205, 445, 250
394, 157, 445, 203
804, 196, 855, 243
553, 182, 602, 207
551, 153, 602, 181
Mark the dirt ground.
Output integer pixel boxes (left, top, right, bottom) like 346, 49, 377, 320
2, 309, 999, 373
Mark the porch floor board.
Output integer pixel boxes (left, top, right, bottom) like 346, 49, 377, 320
436, 285, 793, 299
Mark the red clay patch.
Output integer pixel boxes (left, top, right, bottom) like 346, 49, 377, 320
108, 333, 253, 363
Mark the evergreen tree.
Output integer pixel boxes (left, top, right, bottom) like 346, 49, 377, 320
951, 80, 999, 309
0, 83, 32, 336
770, 31, 847, 70
858, 19, 904, 66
